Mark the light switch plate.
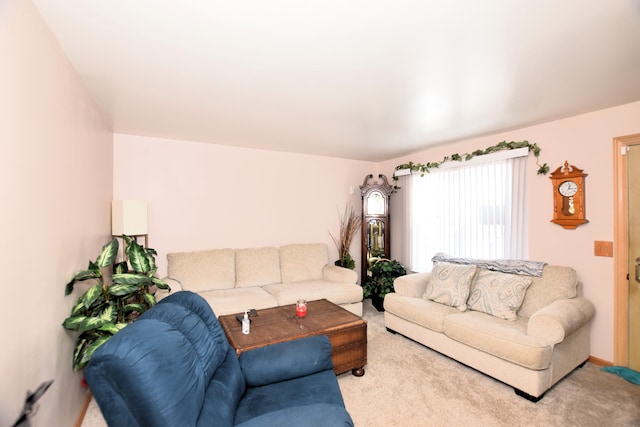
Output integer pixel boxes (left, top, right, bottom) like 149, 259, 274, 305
594, 241, 613, 257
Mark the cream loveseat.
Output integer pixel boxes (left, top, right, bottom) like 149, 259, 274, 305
160, 243, 363, 316
383, 254, 595, 401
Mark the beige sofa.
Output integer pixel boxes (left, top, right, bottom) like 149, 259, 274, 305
383, 258, 595, 401
159, 243, 363, 316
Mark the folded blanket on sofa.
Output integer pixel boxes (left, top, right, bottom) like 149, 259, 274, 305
431, 253, 547, 277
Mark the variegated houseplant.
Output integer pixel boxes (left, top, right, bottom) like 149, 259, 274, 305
62, 236, 170, 371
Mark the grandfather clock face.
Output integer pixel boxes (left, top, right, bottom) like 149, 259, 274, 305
366, 191, 386, 215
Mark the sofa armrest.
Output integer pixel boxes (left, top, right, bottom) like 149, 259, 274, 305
527, 297, 595, 344
323, 265, 358, 284
239, 335, 334, 386
155, 277, 182, 302
392, 272, 431, 298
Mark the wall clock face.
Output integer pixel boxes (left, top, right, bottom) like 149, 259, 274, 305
558, 180, 578, 197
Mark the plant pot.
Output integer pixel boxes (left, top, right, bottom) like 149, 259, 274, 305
371, 294, 385, 312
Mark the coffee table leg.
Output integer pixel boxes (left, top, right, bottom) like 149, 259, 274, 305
352, 367, 365, 377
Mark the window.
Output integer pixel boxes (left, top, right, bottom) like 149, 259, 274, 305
399, 150, 528, 272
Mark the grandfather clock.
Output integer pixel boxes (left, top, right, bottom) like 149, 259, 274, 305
360, 174, 393, 281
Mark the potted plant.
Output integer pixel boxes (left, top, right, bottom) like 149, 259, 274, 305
62, 236, 170, 371
330, 202, 362, 270
363, 259, 407, 311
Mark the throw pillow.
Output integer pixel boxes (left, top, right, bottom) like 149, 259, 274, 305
423, 262, 477, 311
467, 270, 533, 321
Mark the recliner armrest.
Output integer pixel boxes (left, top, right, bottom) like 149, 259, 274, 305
393, 272, 431, 298
527, 297, 595, 344
323, 265, 358, 284
239, 335, 334, 386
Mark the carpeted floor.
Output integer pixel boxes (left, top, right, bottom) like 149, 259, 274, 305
337, 300, 640, 426
82, 300, 640, 426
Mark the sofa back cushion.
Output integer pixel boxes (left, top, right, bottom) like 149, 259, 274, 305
279, 243, 328, 283
167, 248, 235, 291
517, 265, 578, 318
235, 247, 282, 287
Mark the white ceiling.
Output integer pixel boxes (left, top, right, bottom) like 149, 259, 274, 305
33, 0, 640, 161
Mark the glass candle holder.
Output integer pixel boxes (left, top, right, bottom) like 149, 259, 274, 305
296, 299, 307, 317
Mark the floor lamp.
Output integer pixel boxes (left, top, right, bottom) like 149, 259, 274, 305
111, 200, 149, 254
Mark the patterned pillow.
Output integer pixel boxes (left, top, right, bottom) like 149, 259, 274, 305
423, 262, 477, 311
467, 270, 533, 321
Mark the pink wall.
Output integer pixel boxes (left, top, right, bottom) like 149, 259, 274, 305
115, 103, 640, 362
5, 1, 638, 423
113, 134, 377, 279
0, 1, 113, 425
380, 101, 640, 361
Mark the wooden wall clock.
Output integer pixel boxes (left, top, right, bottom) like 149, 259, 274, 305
550, 161, 588, 229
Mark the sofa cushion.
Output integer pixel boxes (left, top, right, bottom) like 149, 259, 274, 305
235, 247, 282, 288
443, 311, 553, 370
167, 249, 236, 291
263, 280, 363, 306
423, 262, 477, 311
384, 293, 460, 333
517, 265, 578, 318
197, 287, 278, 316
279, 244, 328, 283
467, 270, 533, 321
235, 371, 348, 426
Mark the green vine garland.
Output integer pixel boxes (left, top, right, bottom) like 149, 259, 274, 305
393, 140, 549, 189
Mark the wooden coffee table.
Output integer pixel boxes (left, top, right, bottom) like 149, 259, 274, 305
218, 299, 367, 376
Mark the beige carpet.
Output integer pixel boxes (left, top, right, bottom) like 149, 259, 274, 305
338, 300, 640, 427
82, 300, 640, 426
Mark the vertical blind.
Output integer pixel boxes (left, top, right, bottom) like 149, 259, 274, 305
398, 151, 528, 273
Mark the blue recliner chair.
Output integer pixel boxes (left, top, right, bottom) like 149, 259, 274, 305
85, 291, 354, 426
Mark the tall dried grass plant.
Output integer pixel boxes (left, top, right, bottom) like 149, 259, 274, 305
330, 202, 362, 269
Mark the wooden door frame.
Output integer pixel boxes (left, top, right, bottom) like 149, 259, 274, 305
613, 133, 640, 365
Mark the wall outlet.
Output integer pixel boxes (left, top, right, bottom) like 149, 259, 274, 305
594, 241, 613, 257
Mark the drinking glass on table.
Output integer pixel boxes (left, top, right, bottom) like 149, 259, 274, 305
296, 299, 307, 317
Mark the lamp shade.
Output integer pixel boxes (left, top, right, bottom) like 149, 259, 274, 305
111, 200, 148, 236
